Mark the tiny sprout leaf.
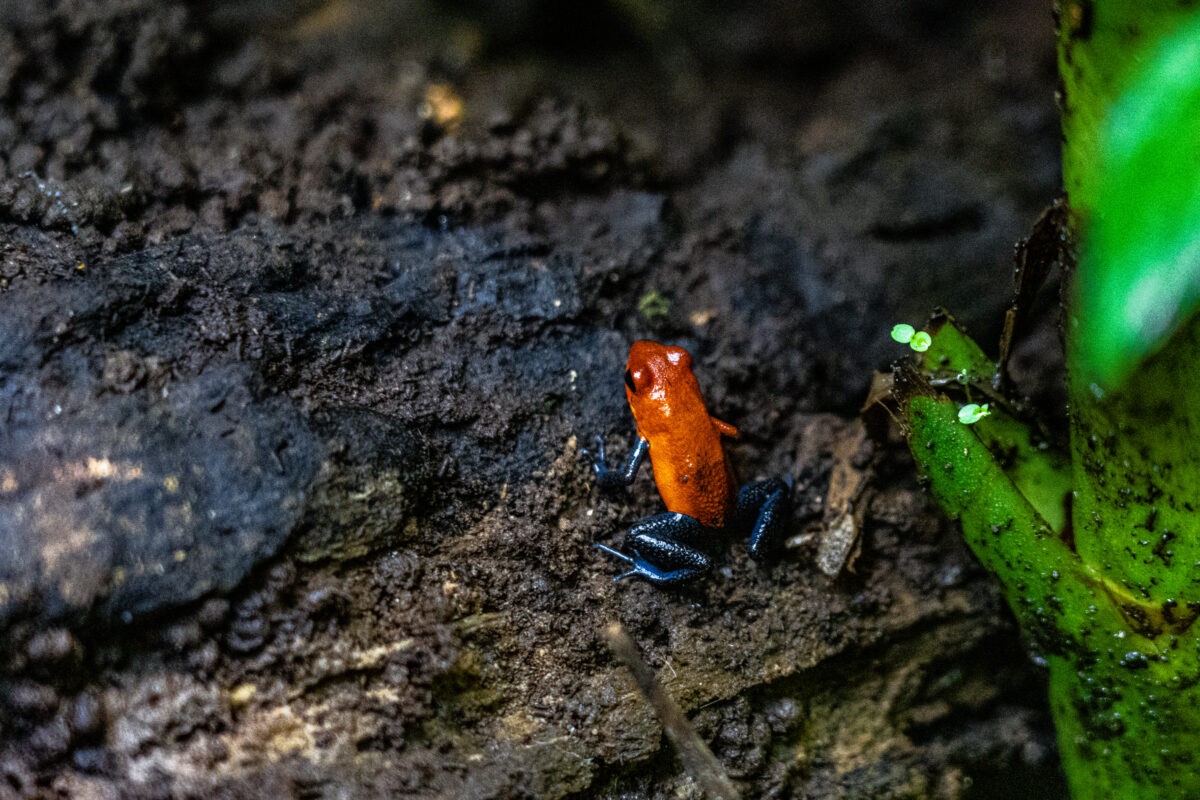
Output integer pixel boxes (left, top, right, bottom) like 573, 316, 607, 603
958, 403, 991, 425
637, 290, 670, 319
891, 323, 916, 344
909, 331, 932, 352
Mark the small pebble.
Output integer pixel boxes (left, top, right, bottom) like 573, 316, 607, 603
69, 692, 106, 739
197, 598, 230, 630
8, 681, 59, 718
25, 629, 78, 664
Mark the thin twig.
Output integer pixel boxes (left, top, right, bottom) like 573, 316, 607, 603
602, 622, 740, 800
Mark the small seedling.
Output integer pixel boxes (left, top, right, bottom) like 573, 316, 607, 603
890, 323, 932, 352
638, 291, 670, 319
957, 403, 990, 425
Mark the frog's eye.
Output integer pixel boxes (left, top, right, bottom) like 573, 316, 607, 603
626, 367, 653, 394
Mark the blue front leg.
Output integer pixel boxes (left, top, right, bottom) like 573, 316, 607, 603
584, 434, 649, 490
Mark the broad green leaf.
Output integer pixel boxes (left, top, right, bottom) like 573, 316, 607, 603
1072, 13, 1200, 390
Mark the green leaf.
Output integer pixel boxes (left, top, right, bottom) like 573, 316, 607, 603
637, 290, 670, 319
916, 312, 1072, 534
1072, 13, 1200, 391
957, 403, 990, 425
908, 331, 931, 352
917, 311, 994, 382
890, 323, 915, 344
901, 393, 1083, 626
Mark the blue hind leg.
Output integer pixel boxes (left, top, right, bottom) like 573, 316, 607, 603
594, 512, 713, 586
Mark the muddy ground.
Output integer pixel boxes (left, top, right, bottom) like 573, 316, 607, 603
0, 1, 1069, 797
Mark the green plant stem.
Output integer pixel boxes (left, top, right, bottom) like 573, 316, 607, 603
903, 391, 1089, 635
1047, 643, 1200, 797
888, 3, 1200, 796
917, 313, 1072, 533
894, 305, 1200, 796
902, 385, 1200, 797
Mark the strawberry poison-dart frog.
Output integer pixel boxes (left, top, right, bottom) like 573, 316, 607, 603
585, 340, 791, 586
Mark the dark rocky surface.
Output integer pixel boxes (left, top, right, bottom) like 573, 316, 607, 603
0, 1, 1068, 797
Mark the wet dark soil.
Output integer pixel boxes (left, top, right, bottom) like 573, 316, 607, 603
0, 1, 1068, 797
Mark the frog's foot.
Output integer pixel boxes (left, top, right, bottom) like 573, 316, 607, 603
593, 544, 707, 585
594, 512, 712, 586
736, 476, 792, 560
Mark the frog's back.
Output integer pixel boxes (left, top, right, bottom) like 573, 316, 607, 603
624, 340, 737, 527
646, 423, 736, 527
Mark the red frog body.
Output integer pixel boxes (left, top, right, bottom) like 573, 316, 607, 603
624, 340, 739, 527
586, 340, 791, 585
